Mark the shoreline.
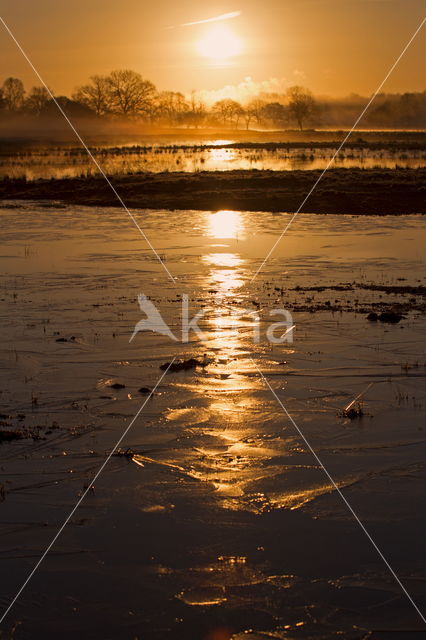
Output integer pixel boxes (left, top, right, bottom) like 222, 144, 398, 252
1, 167, 425, 214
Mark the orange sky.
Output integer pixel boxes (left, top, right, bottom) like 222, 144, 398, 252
0, 0, 424, 99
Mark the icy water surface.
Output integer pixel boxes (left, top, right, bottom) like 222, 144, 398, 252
0, 203, 425, 639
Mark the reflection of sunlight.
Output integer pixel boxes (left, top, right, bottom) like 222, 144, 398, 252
203, 252, 241, 268
202, 253, 245, 292
207, 210, 244, 239
211, 268, 244, 292
200, 250, 249, 353
202, 210, 250, 380
207, 149, 231, 171
210, 312, 241, 331
209, 139, 233, 146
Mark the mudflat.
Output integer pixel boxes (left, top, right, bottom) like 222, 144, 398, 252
1, 167, 424, 214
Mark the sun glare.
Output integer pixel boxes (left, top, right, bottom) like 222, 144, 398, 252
197, 24, 242, 61
207, 210, 244, 239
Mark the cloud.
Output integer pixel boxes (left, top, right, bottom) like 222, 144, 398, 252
191, 76, 291, 106
168, 11, 241, 29
292, 69, 306, 81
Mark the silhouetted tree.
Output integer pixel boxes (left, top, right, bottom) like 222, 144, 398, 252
2, 77, 25, 111
242, 107, 252, 130
73, 75, 111, 117
399, 92, 426, 127
287, 85, 316, 130
364, 91, 426, 128
212, 99, 244, 127
24, 86, 51, 115
156, 91, 188, 124
42, 96, 96, 119
184, 91, 206, 128
244, 98, 267, 128
262, 102, 287, 127
106, 70, 156, 118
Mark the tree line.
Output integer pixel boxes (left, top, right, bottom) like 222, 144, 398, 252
1, 71, 425, 130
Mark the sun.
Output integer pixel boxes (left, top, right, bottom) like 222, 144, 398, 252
197, 24, 243, 61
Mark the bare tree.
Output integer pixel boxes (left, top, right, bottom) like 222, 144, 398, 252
242, 107, 252, 130
106, 70, 156, 119
2, 77, 25, 111
156, 91, 188, 124
232, 101, 244, 128
244, 98, 267, 129
73, 75, 111, 117
262, 102, 288, 127
185, 91, 206, 128
286, 86, 316, 130
212, 99, 228, 124
24, 86, 51, 115
212, 99, 244, 128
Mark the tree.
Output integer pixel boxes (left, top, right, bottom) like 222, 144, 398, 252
399, 92, 424, 127
106, 69, 156, 118
184, 91, 206, 128
2, 77, 25, 111
24, 86, 51, 115
286, 86, 316, 130
155, 91, 188, 124
212, 99, 244, 127
242, 107, 252, 130
243, 98, 267, 129
72, 75, 111, 117
41, 96, 96, 119
262, 102, 287, 127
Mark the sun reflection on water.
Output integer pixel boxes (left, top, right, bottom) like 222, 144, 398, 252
201, 251, 248, 353
202, 253, 245, 294
202, 212, 248, 354
207, 209, 244, 240
189, 208, 265, 504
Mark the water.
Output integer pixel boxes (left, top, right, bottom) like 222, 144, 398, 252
1, 145, 425, 180
0, 203, 425, 638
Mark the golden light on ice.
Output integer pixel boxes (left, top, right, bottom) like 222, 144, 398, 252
207, 210, 243, 239
197, 24, 242, 61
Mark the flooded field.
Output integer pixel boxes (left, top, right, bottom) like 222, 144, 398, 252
0, 202, 425, 638
1, 144, 425, 180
